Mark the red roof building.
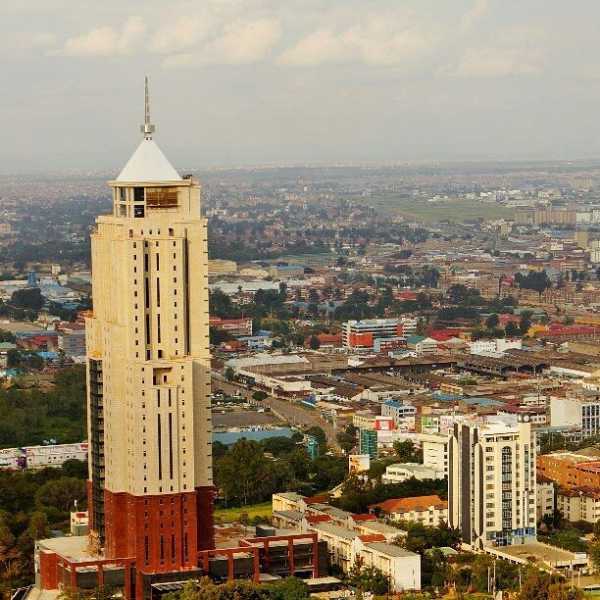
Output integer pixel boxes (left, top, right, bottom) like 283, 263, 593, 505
369, 495, 448, 527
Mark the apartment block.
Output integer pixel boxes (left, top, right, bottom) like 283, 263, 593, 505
537, 451, 600, 490
310, 522, 420, 593
557, 488, 600, 524
536, 478, 555, 521
449, 417, 537, 549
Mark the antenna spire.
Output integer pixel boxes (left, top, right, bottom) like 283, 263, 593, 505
141, 76, 156, 139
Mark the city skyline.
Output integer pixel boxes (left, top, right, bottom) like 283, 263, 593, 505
4, 1, 600, 172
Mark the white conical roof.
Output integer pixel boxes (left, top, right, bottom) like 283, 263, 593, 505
116, 137, 182, 183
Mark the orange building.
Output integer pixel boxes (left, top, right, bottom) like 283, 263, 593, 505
537, 452, 600, 490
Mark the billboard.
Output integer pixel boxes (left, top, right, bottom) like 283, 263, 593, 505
349, 454, 370, 473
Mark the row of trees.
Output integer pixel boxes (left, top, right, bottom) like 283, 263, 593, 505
0, 460, 87, 595
164, 577, 309, 600
214, 436, 346, 507
0, 366, 86, 448
333, 474, 447, 514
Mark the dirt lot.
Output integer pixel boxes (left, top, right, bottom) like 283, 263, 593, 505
212, 410, 283, 428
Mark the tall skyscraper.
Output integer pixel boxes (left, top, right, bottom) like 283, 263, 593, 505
448, 417, 536, 549
86, 77, 214, 578
34, 81, 324, 600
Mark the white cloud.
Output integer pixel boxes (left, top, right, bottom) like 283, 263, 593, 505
277, 29, 346, 66
60, 16, 146, 57
454, 47, 543, 78
452, 26, 547, 78
150, 16, 212, 54
212, 18, 282, 63
279, 11, 435, 67
162, 17, 281, 68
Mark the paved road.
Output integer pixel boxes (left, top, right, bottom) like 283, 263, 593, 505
211, 374, 341, 451
262, 395, 340, 451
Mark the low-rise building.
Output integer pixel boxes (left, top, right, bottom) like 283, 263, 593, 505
309, 522, 420, 592
357, 540, 420, 593
352, 519, 402, 542
536, 477, 555, 521
369, 495, 448, 527
0, 442, 88, 470
353, 411, 377, 430
0, 342, 16, 368
537, 451, 600, 490
58, 326, 86, 358
406, 335, 438, 354
382, 463, 444, 484
381, 399, 417, 428
557, 488, 600, 524
209, 316, 253, 337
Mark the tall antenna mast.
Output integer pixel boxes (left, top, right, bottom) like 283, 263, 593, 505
141, 76, 156, 139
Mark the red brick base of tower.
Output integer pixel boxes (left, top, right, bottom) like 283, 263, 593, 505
39, 486, 319, 600
102, 486, 216, 566
85, 484, 215, 598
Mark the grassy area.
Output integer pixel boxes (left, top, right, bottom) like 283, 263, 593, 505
364, 194, 514, 223
214, 501, 272, 523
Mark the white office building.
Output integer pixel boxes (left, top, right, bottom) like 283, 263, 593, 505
551, 395, 600, 437
342, 318, 403, 349
310, 522, 421, 592
448, 417, 536, 549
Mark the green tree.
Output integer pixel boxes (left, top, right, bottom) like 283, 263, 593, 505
0, 519, 19, 593
164, 576, 309, 600
305, 426, 327, 455
210, 327, 233, 345
308, 335, 320, 350
216, 439, 284, 505
517, 567, 581, 600
311, 455, 347, 491
267, 577, 309, 600
515, 270, 551, 298
261, 436, 296, 456
348, 559, 390, 595
336, 425, 357, 454
35, 477, 86, 521
209, 289, 239, 319
485, 313, 499, 329
287, 448, 311, 481
252, 390, 267, 402
392, 440, 422, 462
0, 330, 15, 343
399, 521, 461, 554
422, 548, 450, 589
224, 367, 235, 382
519, 310, 533, 336
505, 321, 520, 337
11, 288, 44, 311
589, 520, 600, 571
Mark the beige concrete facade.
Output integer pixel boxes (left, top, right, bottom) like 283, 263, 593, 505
86, 176, 212, 498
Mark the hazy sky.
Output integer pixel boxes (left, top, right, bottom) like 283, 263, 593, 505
2, 0, 600, 173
